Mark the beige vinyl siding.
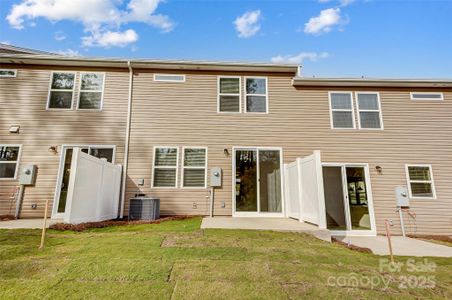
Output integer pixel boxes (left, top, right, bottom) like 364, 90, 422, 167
126, 70, 452, 235
0, 65, 128, 218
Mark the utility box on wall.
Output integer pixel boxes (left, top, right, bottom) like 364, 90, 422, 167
395, 186, 410, 207
19, 164, 37, 185
210, 167, 222, 187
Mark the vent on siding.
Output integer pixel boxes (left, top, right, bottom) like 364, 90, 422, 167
410, 92, 443, 101
0, 69, 17, 78
154, 74, 186, 83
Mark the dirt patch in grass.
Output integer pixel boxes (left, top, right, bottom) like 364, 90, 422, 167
0, 215, 15, 222
332, 237, 373, 254
50, 215, 198, 232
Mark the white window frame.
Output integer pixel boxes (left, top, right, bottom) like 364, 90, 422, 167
77, 72, 106, 110
217, 76, 242, 113
181, 147, 208, 189
0, 69, 17, 78
46, 71, 77, 110
153, 74, 186, 83
410, 92, 444, 101
244, 76, 269, 114
405, 164, 437, 200
328, 91, 356, 129
151, 146, 179, 189
356, 92, 384, 130
0, 144, 22, 180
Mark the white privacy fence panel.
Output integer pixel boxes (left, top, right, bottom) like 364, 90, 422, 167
284, 151, 327, 228
284, 161, 301, 219
64, 148, 122, 224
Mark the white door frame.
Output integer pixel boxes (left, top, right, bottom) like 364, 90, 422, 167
232, 146, 285, 217
51, 144, 116, 219
322, 162, 377, 236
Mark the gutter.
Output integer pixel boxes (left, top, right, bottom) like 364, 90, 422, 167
292, 77, 452, 88
119, 61, 133, 219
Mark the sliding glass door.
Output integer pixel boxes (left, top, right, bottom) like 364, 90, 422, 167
322, 164, 374, 233
234, 148, 282, 215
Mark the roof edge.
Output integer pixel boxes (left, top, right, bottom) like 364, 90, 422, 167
0, 53, 299, 73
292, 77, 452, 88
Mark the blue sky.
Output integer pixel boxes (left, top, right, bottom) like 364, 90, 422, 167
1, 0, 451, 78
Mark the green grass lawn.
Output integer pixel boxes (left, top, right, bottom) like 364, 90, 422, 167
0, 217, 451, 299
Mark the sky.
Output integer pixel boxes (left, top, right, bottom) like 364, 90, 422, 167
0, 0, 451, 78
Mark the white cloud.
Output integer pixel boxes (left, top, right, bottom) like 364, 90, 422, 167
304, 8, 342, 35
82, 29, 139, 47
234, 10, 262, 38
1, 41, 12, 45
271, 52, 329, 64
6, 0, 174, 47
54, 31, 66, 41
55, 49, 81, 56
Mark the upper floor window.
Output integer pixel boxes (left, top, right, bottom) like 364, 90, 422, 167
410, 92, 443, 101
0, 145, 21, 179
182, 147, 207, 188
78, 72, 105, 110
152, 147, 178, 188
154, 74, 185, 82
218, 76, 241, 113
405, 165, 436, 199
0, 69, 17, 78
245, 77, 268, 113
356, 92, 383, 129
47, 72, 76, 109
329, 92, 355, 129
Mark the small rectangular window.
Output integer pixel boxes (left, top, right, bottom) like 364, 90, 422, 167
0, 69, 17, 78
47, 72, 76, 109
245, 77, 268, 113
78, 72, 105, 110
410, 92, 443, 101
0, 145, 21, 179
218, 76, 241, 113
182, 148, 207, 188
154, 74, 185, 82
152, 147, 178, 188
405, 165, 436, 199
356, 92, 383, 129
329, 92, 355, 129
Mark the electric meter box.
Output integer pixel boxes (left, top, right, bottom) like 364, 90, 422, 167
210, 167, 222, 187
19, 164, 37, 185
395, 186, 410, 207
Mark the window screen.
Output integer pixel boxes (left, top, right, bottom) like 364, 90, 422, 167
48, 72, 75, 109
246, 78, 267, 113
330, 93, 354, 128
406, 165, 435, 198
219, 77, 240, 112
153, 147, 178, 187
78, 73, 105, 109
357, 93, 382, 129
183, 148, 207, 188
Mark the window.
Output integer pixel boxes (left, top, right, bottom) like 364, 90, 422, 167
78, 72, 105, 110
182, 148, 207, 188
89, 147, 114, 163
154, 74, 185, 82
329, 92, 355, 129
218, 76, 241, 112
356, 92, 383, 129
405, 165, 436, 199
0, 69, 17, 78
152, 147, 178, 188
410, 92, 443, 101
47, 72, 76, 109
0, 145, 21, 179
245, 77, 268, 113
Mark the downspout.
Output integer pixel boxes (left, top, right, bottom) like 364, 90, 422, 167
119, 61, 133, 219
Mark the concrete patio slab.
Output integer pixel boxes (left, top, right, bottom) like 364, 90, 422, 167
201, 217, 331, 242
336, 236, 452, 257
0, 218, 59, 229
